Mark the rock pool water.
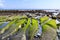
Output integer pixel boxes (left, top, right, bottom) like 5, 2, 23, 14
0, 22, 9, 28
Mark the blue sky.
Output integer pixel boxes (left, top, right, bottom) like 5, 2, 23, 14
0, 0, 60, 9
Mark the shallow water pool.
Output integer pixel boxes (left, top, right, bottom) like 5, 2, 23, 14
0, 22, 9, 28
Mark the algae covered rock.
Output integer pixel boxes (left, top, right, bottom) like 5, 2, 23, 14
40, 16, 57, 40
41, 25, 56, 40
0, 16, 57, 40
10, 32, 26, 40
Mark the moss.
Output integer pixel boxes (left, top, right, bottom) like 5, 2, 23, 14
42, 24, 49, 32
40, 16, 57, 32
46, 19, 57, 29
28, 19, 39, 40
41, 26, 56, 40
40, 16, 49, 23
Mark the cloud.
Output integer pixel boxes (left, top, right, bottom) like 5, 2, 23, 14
0, 0, 4, 7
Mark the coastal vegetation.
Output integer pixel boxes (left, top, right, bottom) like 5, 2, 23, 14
0, 15, 57, 40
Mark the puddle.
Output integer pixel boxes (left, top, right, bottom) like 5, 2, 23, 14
0, 22, 9, 28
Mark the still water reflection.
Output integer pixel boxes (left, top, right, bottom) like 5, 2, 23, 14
0, 22, 8, 28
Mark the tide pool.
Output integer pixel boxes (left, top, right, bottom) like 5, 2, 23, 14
0, 22, 9, 28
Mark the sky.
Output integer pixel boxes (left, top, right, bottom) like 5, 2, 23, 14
0, 0, 60, 9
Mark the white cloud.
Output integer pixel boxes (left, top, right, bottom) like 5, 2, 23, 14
0, 0, 4, 7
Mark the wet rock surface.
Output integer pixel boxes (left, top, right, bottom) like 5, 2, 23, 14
40, 27, 56, 40
0, 16, 58, 40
